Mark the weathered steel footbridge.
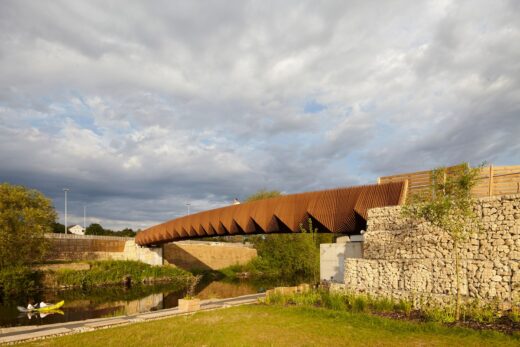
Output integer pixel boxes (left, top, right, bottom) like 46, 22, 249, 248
136, 182, 406, 246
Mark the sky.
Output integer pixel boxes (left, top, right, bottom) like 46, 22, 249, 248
1, 0, 519, 230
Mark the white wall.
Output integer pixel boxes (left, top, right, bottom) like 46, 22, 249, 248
320, 240, 363, 283
111, 240, 163, 266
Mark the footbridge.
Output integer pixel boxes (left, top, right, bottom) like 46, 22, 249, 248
136, 182, 406, 246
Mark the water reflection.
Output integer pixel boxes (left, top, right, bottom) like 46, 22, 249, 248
0, 280, 262, 328
21, 310, 64, 321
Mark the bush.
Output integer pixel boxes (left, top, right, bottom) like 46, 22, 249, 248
265, 291, 288, 305
253, 233, 319, 280
396, 299, 412, 316
423, 305, 456, 323
352, 295, 369, 313
370, 296, 396, 313
221, 218, 323, 284
0, 266, 42, 296
292, 291, 321, 306
508, 307, 520, 323
321, 291, 347, 311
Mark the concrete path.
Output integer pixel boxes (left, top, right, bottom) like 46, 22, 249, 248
0, 293, 265, 345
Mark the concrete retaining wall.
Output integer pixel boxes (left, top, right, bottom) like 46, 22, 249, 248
45, 234, 256, 268
45, 234, 132, 261
163, 241, 257, 270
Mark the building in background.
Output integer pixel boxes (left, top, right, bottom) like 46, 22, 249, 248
68, 224, 85, 235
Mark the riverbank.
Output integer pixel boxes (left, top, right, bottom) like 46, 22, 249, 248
0, 277, 263, 328
0, 261, 193, 296
0, 293, 264, 344
14, 302, 519, 346
48, 260, 192, 288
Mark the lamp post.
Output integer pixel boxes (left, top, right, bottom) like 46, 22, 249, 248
63, 188, 69, 234
83, 205, 86, 231
186, 202, 191, 215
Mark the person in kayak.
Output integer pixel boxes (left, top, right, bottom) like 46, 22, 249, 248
27, 301, 50, 310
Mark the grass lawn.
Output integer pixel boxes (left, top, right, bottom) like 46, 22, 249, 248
22, 304, 520, 347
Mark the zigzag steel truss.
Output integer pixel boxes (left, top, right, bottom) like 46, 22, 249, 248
135, 182, 405, 246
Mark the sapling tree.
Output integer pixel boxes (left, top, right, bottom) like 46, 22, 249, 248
402, 163, 482, 320
299, 218, 319, 284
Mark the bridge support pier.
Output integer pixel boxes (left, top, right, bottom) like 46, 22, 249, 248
320, 235, 364, 283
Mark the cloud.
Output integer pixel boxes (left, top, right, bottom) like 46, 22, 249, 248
0, 0, 519, 229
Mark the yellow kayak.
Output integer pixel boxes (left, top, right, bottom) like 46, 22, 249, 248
36, 300, 65, 312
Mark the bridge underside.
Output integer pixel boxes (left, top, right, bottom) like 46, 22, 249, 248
135, 182, 406, 246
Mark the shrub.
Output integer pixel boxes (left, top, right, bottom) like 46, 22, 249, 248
321, 291, 347, 311
462, 300, 498, 324
395, 299, 412, 316
0, 266, 42, 296
508, 306, 520, 323
370, 296, 396, 313
352, 295, 369, 313
265, 291, 288, 305
292, 291, 321, 306
423, 305, 456, 323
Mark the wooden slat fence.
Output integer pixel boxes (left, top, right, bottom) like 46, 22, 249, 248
378, 164, 520, 202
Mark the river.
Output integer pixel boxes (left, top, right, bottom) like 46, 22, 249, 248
0, 278, 274, 327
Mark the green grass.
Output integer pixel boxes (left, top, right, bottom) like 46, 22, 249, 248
267, 290, 519, 327
21, 304, 519, 347
53, 260, 193, 288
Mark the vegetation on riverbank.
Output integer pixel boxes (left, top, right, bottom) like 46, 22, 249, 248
52, 260, 193, 289
0, 266, 43, 296
20, 304, 520, 347
0, 260, 193, 298
266, 290, 520, 334
219, 227, 333, 284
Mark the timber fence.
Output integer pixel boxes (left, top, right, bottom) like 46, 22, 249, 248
378, 164, 520, 201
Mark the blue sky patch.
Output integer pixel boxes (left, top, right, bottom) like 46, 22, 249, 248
303, 99, 326, 114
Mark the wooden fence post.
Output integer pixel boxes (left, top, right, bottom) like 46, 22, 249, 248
398, 179, 409, 205
443, 169, 447, 196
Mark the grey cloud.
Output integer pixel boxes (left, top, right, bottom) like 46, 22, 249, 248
1, 0, 519, 229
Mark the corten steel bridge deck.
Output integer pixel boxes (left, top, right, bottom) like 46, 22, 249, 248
136, 182, 406, 246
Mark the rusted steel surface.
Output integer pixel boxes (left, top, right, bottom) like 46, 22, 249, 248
135, 182, 405, 246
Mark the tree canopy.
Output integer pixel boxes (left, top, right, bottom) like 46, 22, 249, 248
0, 183, 56, 268
244, 189, 282, 202
85, 223, 136, 237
